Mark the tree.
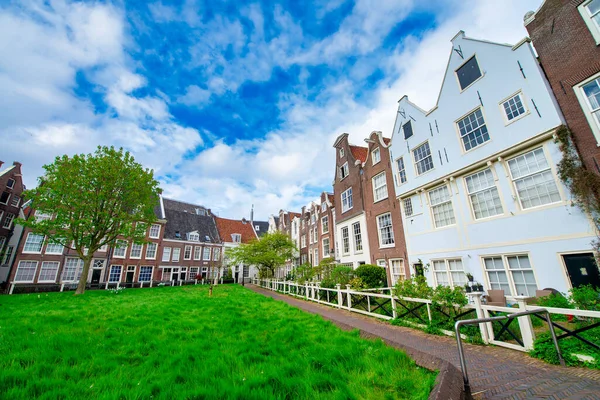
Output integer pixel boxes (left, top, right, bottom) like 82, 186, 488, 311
225, 231, 296, 278
19, 146, 161, 295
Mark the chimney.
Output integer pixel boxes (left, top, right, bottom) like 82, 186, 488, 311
13, 161, 21, 167
250, 204, 254, 226
0, 161, 3, 168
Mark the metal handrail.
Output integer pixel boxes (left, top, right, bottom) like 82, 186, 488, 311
454, 308, 564, 394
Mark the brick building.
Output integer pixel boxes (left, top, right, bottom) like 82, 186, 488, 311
215, 216, 258, 282
362, 131, 410, 285
0, 161, 25, 282
318, 191, 335, 265
526, 0, 600, 172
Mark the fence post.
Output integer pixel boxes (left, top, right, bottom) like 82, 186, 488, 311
391, 296, 397, 319
150, 280, 153, 288
469, 292, 490, 344
346, 285, 352, 308
140, 282, 143, 288
426, 303, 432, 323
515, 296, 535, 350
105, 281, 109, 290
9, 283, 15, 295
315, 283, 320, 302
305, 281, 309, 300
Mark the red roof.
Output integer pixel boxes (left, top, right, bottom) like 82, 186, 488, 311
349, 145, 368, 162
383, 137, 391, 145
288, 212, 301, 220
214, 217, 257, 244
327, 194, 335, 206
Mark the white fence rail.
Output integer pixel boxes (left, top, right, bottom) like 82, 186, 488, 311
254, 278, 600, 354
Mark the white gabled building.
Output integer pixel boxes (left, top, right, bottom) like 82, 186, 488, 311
389, 31, 597, 296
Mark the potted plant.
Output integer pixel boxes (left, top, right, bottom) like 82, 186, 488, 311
465, 272, 474, 283
464, 283, 472, 293
474, 282, 484, 292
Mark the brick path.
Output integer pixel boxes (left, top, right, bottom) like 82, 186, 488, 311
247, 285, 600, 399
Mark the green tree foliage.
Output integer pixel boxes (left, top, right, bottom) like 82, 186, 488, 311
393, 276, 433, 299
354, 264, 387, 288
225, 231, 296, 278
294, 263, 314, 283
330, 266, 354, 287
314, 256, 336, 280
19, 146, 161, 295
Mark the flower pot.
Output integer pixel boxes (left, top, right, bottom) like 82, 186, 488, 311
465, 286, 472, 293
476, 284, 484, 292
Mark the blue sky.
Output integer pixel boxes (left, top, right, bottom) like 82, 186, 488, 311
0, 0, 541, 220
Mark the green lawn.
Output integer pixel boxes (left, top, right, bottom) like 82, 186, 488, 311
0, 285, 436, 399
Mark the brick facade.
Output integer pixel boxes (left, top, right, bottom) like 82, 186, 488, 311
0, 162, 25, 257
526, 0, 600, 171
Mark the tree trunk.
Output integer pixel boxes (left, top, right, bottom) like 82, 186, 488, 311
74, 257, 92, 295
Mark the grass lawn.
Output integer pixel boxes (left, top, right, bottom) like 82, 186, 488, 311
0, 285, 436, 399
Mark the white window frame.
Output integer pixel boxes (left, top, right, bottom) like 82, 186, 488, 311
482, 254, 538, 297
187, 232, 199, 242
372, 147, 381, 165
341, 187, 353, 213
6, 178, 15, 189
301, 235, 306, 248
231, 234, 241, 243
213, 247, 221, 261
579, 0, 600, 45
184, 245, 192, 260
130, 243, 143, 259
412, 141, 434, 175
2, 213, 15, 229
139, 266, 154, 282
321, 215, 329, 234
322, 237, 330, 257
35, 210, 52, 221
506, 147, 561, 210
339, 162, 349, 180
0, 191, 10, 205
428, 185, 456, 228
172, 247, 181, 262
432, 259, 466, 288
575, 72, 600, 144
352, 222, 362, 253
62, 258, 84, 282
341, 226, 350, 255
465, 168, 504, 220
149, 224, 161, 239
23, 233, 44, 254
499, 91, 528, 124
390, 258, 405, 285
372, 172, 388, 202
45, 241, 64, 255
10, 195, 20, 208
203, 247, 211, 261
396, 157, 407, 185
403, 198, 413, 217
455, 55, 483, 91
376, 213, 395, 248
456, 107, 490, 152
194, 246, 202, 260
162, 247, 172, 262
14, 260, 38, 282
145, 242, 157, 260
39, 261, 60, 283
109, 265, 122, 283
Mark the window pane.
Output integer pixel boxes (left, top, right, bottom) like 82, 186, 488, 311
503, 94, 526, 121
15, 261, 37, 282
413, 142, 434, 175
353, 222, 362, 252
515, 170, 561, 209
39, 261, 59, 282
589, 0, 600, 14
403, 198, 413, 217
24, 233, 44, 252
507, 148, 549, 179
377, 213, 395, 246
458, 108, 489, 151
456, 56, 482, 90
403, 121, 413, 139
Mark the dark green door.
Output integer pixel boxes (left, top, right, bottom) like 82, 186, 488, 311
92, 269, 102, 284
563, 253, 600, 289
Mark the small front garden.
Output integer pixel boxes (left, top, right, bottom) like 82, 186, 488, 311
0, 285, 436, 399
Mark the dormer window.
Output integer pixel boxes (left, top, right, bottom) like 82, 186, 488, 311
175, 231, 181, 239
372, 148, 381, 165
339, 162, 349, 180
403, 121, 413, 140
232, 234, 241, 243
339, 148, 344, 158
255, 225, 260, 231
187, 232, 199, 241
205, 235, 211, 242
6, 178, 15, 189
456, 56, 482, 91
195, 208, 205, 216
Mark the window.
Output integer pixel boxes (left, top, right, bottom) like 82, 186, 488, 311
372, 172, 388, 202
23, 233, 44, 253
341, 227, 350, 255
578, 76, 600, 136
456, 56, 482, 90
130, 243, 143, 259
507, 148, 561, 209
322, 238, 330, 257
93, 259, 105, 269
98, 244, 108, 252
301, 235, 306, 248
0, 192, 9, 204
403, 198, 413, 217
339, 148, 344, 157
213, 248, 221, 261
432, 259, 466, 288
39, 261, 60, 282
377, 259, 387, 268
396, 157, 407, 185
2, 213, 15, 229
62, 258, 84, 282
255, 225, 260, 231
162, 247, 172, 262
6, 178, 15, 189
194, 246, 201, 260
203, 247, 211, 260
10, 195, 20, 208
377, 213, 395, 247
172, 248, 181, 262
457, 108, 489, 151
243, 265, 250, 278
352, 222, 362, 253
149, 224, 161, 239
14, 261, 38, 282
45, 241, 64, 255
413, 142, 434, 175
321, 216, 329, 234
429, 186, 455, 228
579, 0, 600, 44
35, 211, 52, 221
321, 201, 327, 211
109, 265, 122, 282
390, 259, 405, 285
339, 162, 349, 180
403, 121, 413, 140
309, 228, 313, 244
341, 188, 353, 213
465, 168, 503, 219
139, 266, 153, 282
314, 248, 319, 266
502, 93, 527, 122
145, 242, 157, 259
187, 232, 199, 241
483, 255, 537, 296
372, 147, 381, 165
2, 246, 14, 265
231, 234, 241, 243
189, 267, 199, 279
184, 245, 192, 260
311, 213, 316, 224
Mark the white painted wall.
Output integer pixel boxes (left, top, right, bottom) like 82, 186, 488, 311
389, 32, 596, 295
335, 212, 371, 269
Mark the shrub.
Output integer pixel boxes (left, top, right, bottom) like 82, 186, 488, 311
536, 292, 573, 309
570, 284, 600, 311
354, 264, 387, 288
349, 277, 366, 290
330, 266, 354, 287
394, 276, 433, 299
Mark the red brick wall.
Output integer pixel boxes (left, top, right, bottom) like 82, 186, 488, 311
527, 0, 600, 171
333, 134, 366, 224
0, 162, 25, 243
